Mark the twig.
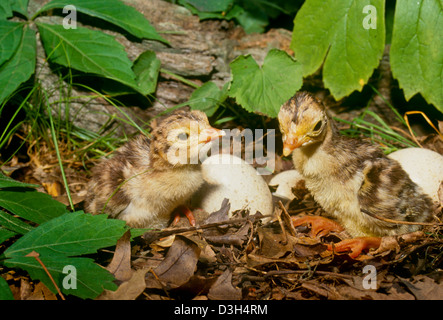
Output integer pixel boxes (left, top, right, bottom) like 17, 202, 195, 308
142, 213, 271, 243
361, 209, 443, 226
25, 251, 65, 300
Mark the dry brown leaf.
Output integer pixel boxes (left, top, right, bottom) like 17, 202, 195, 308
207, 269, 241, 300
145, 236, 200, 289
98, 268, 149, 300
400, 275, 443, 300
106, 230, 133, 282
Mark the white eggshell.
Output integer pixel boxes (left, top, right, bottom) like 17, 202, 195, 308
268, 170, 304, 200
193, 154, 273, 217
388, 147, 443, 203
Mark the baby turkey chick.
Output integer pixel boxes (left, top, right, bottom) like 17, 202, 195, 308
85, 110, 224, 229
278, 92, 435, 257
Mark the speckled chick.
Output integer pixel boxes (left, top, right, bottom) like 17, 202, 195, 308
85, 110, 224, 228
278, 92, 434, 237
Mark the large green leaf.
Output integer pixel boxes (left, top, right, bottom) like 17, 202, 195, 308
228, 49, 302, 117
0, 25, 36, 104
4, 256, 117, 299
3, 211, 126, 299
37, 0, 167, 44
4, 211, 126, 258
390, 0, 443, 112
37, 23, 139, 92
291, 0, 385, 99
0, 189, 67, 224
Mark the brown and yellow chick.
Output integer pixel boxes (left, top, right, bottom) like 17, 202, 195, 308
278, 92, 435, 258
85, 110, 225, 229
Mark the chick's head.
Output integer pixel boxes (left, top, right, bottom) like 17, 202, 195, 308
278, 92, 329, 156
151, 110, 225, 166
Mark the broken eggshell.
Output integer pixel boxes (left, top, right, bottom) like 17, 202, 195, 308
388, 147, 443, 203
268, 169, 304, 201
193, 154, 273, 218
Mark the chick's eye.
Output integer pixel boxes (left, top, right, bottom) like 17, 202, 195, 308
313, 120, 323, 132
177, 132, 189, 141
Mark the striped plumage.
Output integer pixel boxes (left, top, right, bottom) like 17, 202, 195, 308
278, 92, 434, 238
85, 110, 224, 228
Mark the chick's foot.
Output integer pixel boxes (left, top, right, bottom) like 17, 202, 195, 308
327, 237, 382, 258
172, 205, 196, 226
291, 216, 344, 238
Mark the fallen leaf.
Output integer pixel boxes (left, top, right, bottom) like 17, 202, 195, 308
400, 275, 443, 300
208, 269, 241, 300
145, 236, 200, 290
106, 230, 133, 282
98, 268, 149, 300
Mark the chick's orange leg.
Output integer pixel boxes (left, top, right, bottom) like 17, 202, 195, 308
327, 237, 381, 259
291, 216, 344, 238
172, 205, 196, 226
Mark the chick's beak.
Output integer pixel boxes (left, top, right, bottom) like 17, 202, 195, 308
282, 134, 309, 156
199, 127, 225, 144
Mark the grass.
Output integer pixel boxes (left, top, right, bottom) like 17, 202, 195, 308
334, 86, 418, 154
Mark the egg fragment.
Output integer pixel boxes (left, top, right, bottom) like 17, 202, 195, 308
388, 147, 443, 204
268, 170, 304, 201
193, 154, 273, 218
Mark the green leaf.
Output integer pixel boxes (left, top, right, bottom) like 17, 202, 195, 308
0, 25, 36, 104
0, 172, 39, 189
0, 276, 14, 300
0, 189, 67, 224
37, 23, 139, 92
4, 256, 117, 299
228, 49, 302, 117
0, 1, 13, 19
189, 81, 228, 116
0, 211, 33, 235
132, 50, 161, 95
37, 0, 168, 44
179, 0, 233, 12
10, 0, 29, 17
3, 212, 126, 299
291, 0, 385, 99
4, 211, 127, 258
0, 227, 16, 244
390, 0, 443, 112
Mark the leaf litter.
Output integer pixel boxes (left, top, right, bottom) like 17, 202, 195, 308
2, 131, 443, 300
95, 177, 443, 300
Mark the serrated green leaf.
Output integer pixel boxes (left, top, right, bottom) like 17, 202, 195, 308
390, 0, 443, 112
228, 49, 302, 117
0, 25, 36, 104
0, 211, 33, 235
0, 276, 14, 300
4, 256, 117, 299
189, 81, 228, 116
132, 50, 161, 95
0, 189, 67, 224
37, 0, 167, 44
0, 172, 39, 189
291, 0, 385, 99
37, 23, 139, 92
4, 211, 127, 258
